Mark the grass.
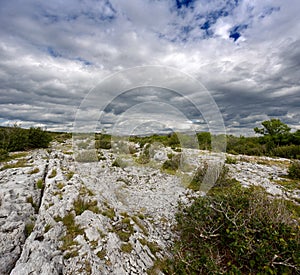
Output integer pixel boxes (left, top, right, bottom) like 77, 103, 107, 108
74, 197, 100, 215
139, 238, 161, 255
44, 223, 52, 233
48, 169, 57, 178
225, 155, 237, 164
79, 185, 94, 197
24, 221, 35, 238
36, 178, 44, 189
66, 171, 74, 180
0, 159, 30, 171
56, 182, 65, 189
102, 202, 116, 219
26, 196, 39, 213
120, 243, 133, 253
274, 178, 300, 190
132, 216, 148, 236
111, 217, 134, 242
28, 167, 40, 174
56, 213, 84, 259
97, 249, 107, 260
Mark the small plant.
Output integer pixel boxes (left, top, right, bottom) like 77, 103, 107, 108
132, 216, 148, 236
288, 161, 300, 180
74, 197, 100, 215
225, 155, 237, 164
44, 223, 52, 233
36, 179, 44, 189
26, 196, 39, 213
24, 222, 35, 238
102, 202, 116, 219
0, 149, 9, 161
0, 159, 29, 171
112, 158, 127, 169
120, 243, 133, 253
161, 154, 181, 173
48, 169, 57, 178
56, 182, 64, 190
66, 171, 74, 180
28, 167, 40, 174
75, 150, 98, 162
58, 213, 84, 258
97, 249, 107, 259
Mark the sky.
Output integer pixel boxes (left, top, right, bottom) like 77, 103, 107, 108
0, 0, 299, 136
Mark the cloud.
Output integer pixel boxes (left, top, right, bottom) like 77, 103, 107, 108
0, 0, 299, 135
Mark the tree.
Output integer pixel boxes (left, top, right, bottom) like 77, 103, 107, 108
254, 119, 291, 136
254, 119, 291, 147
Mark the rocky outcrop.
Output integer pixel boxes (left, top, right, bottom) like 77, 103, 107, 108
0, 140, 298, 274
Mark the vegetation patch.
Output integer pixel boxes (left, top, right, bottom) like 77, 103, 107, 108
36, 178, 44, 189
139, 238, 161, 255
0, 159, 30, 171
56, 213, 84, 258
161, 153, 181, 174
288, 161, 300, 180
120, 243, 133, 253
24, 221, 35, 238
74, 197, 100, 215
26, 196, 39, 213
44, 223, 52, 233
97, 249, 107, 260
29, 167, 40, 174
102, 202, 116, 220
225, 155, 237, 164
165, 179, 300, 274
132, 216, 148, 236
66, 171, 74, 180
274, 178, 300, 190
48, 169, 57, 178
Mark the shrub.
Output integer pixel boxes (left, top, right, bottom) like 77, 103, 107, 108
167, 181, 300, 274
288, 161, 300, 180
27, 127, 52, 148
161, 154, 181, 172
225, 155, 237, 164
112, 158, 127, 169
0, 149, 9, 161
272, 145, 300, 159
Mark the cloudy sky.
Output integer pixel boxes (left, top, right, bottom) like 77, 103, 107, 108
0, 0, 299, 136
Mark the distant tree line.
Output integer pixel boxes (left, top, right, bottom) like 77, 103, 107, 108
0, 124, 52, 160
227, 119, 300, 159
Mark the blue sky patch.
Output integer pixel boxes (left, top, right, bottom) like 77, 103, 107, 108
47, 47, 61, 58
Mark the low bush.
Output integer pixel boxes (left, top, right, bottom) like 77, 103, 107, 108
161, 154, 181, 172
166, 180, 300, 274
0, 149, 9, 161
288, 161, 300, 180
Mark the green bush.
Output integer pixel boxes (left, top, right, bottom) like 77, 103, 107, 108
0, 149, 9, 161
288, 161, 300, 180
95, 134, 112, 149
161, 154, 181, 172
0, 125, 51, 152
28, 127, 52, 148
167, 181, 300, 274
272, 145, 300, 159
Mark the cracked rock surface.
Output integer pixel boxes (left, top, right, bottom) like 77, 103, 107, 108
0, 140, 299, 274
